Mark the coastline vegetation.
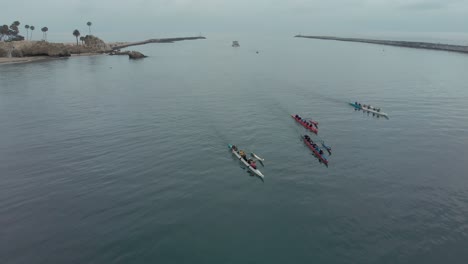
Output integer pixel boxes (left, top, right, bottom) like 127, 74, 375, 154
1, 20, 94, 44
0, 21, 24, 41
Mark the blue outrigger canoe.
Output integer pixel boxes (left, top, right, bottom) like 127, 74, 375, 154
349, 102, 388, 118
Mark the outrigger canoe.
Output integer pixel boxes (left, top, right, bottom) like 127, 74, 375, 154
292, 115, 318, 134
228, 144, 265, 178
302, 136, 329, 166
349, 102, 388, 118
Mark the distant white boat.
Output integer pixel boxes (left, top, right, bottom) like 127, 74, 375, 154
232, 41, 240, 47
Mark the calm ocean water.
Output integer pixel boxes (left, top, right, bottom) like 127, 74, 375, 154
1, 34, 468, 264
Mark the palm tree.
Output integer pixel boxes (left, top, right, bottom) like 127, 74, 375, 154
80, 36, 85, 45
41, 27, 48, 41
25, 25, 30, 40
86, 21, 92, 35
30, 26, 35, 40
73, 29, 80, 45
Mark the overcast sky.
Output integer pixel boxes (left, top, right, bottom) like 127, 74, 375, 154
2, 0, 468, 41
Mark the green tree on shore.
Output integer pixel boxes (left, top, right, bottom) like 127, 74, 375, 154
25, 25, 30, 40
0, 25, 9, 41
80, 36, 85, 45
87, 21, 92, 35
9, 21, 20, 36
73, 29, 80, 45
30, 26, 35, 40
0, 21, 26, 41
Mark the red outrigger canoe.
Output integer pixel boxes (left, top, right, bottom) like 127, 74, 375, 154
303, 136, 329, 166
291, 115, 318, 134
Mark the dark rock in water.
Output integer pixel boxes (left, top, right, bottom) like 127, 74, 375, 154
128, 51, 146, 59
108, 50, 146, 59
109, 50, 129, 56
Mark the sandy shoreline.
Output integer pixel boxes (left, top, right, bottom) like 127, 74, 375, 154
0, 53, 104, 65
0, 56, 53, 65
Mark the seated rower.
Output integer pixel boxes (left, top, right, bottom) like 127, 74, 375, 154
239, 150, 247, 160
249, 159, 257, 169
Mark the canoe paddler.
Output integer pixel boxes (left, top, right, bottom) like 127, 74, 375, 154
248, 159, 257, 169
239, 150, 247, 160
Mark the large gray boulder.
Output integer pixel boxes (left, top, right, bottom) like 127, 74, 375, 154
128, 51, 147, 59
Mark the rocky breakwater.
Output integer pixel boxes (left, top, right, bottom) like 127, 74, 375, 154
295, 35, 468, 54
110, 36, 206, 50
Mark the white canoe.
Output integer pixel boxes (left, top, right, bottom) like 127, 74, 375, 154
229, 145, 264, 178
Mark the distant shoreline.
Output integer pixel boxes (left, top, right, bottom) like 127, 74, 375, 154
0, 56, 56, 65
295, 35, 468, 54
0, 36, 206, 65
0, 53, 105, 65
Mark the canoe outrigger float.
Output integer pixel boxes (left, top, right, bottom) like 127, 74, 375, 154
292, 115, 318, 134
302, 135, 329, 166
250, 152, 265, 167
228, 144, 265, 178
349, 102, 388, 118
